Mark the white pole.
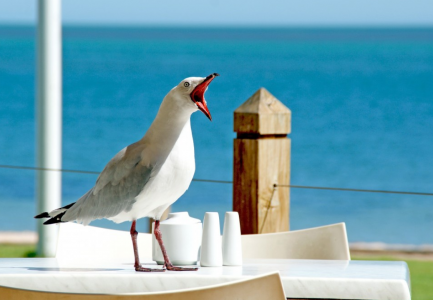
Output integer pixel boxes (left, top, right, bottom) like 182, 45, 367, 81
36, 0, 62, 257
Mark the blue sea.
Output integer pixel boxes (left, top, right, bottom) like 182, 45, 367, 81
1, 26, 433, 244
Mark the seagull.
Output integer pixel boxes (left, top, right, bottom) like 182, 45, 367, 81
35, 73, 219, 272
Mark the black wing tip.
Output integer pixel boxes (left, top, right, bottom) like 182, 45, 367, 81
43, 218, 65, 225
62, 202, 76, 209
43, 211, 67, 225
35, 202, 76, 222
34, 212, 50, 219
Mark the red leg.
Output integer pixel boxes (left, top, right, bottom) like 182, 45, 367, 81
130, 220, 164, 272
154, 220, 198, 271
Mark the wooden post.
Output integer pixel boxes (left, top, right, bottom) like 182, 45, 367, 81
233, 88, 291, 234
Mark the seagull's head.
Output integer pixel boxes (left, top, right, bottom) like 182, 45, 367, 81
172, 73, 219, 121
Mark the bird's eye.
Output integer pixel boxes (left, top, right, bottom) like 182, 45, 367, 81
184, 82, 190, 87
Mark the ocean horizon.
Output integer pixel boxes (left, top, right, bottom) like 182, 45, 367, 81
1, 25, 432, 244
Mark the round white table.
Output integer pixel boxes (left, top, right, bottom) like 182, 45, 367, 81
0, 258, 410, 300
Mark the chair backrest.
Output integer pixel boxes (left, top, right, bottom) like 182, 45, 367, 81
241, 222, 351, 260
57, 222, 350, 261
0, 272, 285, 300
56, 222, 152, 260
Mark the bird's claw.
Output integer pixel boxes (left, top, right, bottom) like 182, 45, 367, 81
135, 265, 165, 272
164, 263, 198, 271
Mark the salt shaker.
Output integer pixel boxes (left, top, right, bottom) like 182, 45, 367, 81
222, 211, 242, 266
200, 212, 223, 267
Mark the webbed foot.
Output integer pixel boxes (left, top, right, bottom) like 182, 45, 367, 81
135, 265, 165, 272
165, 263, 198, 271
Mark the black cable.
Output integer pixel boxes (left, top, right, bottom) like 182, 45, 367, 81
1, 164, 432, 196
275, 184, 433, 197
0, 164, 231, 184
0, 164, 100, 175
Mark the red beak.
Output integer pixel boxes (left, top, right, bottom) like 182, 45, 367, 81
190, 73, 219, 121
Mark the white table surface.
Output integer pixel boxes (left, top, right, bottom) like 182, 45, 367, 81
0, 258, 410, 300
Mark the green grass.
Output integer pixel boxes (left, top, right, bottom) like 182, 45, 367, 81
0, 246, 431, 299
354, 256, 433, 300
407, 260, 433, 300
0, 244, 37, 258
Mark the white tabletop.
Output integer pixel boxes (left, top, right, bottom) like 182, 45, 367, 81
0, 258, 410, 300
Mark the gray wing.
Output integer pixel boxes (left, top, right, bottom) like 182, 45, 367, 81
63, 142, 155, 225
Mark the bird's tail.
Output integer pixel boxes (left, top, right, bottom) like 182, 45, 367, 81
34, 202, 76, 225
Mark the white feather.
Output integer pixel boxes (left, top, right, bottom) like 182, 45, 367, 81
53, 76, 210, 225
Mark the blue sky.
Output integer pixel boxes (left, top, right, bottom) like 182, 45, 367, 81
0, 0, 432, 26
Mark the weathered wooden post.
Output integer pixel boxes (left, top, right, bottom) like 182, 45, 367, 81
233, 88, 291, 234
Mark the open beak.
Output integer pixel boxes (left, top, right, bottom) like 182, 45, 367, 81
190, 73, 219, 121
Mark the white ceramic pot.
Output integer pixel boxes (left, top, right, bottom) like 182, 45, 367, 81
152, 212, 202, 266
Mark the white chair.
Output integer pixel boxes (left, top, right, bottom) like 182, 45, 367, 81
56, 222, 152, 260
242, 222, 351, 260
56, 222, 350, 261
0, 271, 285, 300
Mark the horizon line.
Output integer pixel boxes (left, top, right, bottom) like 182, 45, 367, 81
1, 22, 433, 30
